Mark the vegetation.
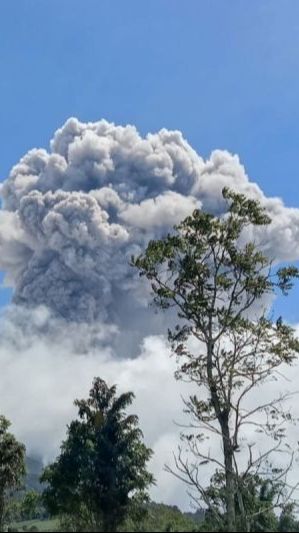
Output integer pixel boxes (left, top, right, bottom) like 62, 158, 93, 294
123, 502, 201, 532
133, 188, 299, 531
20, 490, 44, 521
9, 500, 299, 532
0, 415, 26, 531
8, 503, 201, 532
196, 473, 299, 532
9, 518, 58, 532
41, 378, 154, 532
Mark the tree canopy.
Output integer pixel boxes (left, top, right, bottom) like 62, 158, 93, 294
41, 377, 154, 532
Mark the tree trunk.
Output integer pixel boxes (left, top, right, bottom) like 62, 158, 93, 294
102, 518, 118, 533
0, 491, 5, 533
206, 337, 236, 531
222, 423, 236, 532
236, 486, 250, 532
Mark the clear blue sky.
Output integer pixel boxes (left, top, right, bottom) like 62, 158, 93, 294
0, 0, 298, 320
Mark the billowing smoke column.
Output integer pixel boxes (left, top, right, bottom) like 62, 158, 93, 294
1, 117, 299, 328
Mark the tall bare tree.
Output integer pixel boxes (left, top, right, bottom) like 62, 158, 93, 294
133, 188, 299, 532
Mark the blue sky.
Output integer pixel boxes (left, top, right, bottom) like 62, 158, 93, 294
0, 0, 298, 320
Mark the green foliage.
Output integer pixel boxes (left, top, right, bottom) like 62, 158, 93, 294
5, 487, 47, 527
198, 471, 280, 532
20, 491, 43, 521
278, 503, 299, 532
133, 188, 299, 344
8, 518, 58, 532
41, 378, 154, 532
10, 506, 200, 533
0, 415, 26, 531
197, 473, 299, 533
59, 503, 201, 532
10, 499, 299, 532
123, 502, 200, 532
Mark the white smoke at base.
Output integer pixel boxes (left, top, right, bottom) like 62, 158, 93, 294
1, 315, 298, 510
0, 318, 193, 508
0, 118, 299, 508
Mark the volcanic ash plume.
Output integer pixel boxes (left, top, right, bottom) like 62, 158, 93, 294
1, 117, 299, 329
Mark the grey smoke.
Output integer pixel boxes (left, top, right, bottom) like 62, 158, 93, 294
1, 117, 299, 330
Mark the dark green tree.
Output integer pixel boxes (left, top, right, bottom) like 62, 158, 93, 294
123, 502, 199, 532
41, 378, 154, 532
133, 188, 299, 532
20, 490, 42, 520
278, 503, 299, 532
0, 415, 26, 531
198, 471, 281, 532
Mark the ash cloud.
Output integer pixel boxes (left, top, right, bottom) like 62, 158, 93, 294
1, 118, 299, 328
